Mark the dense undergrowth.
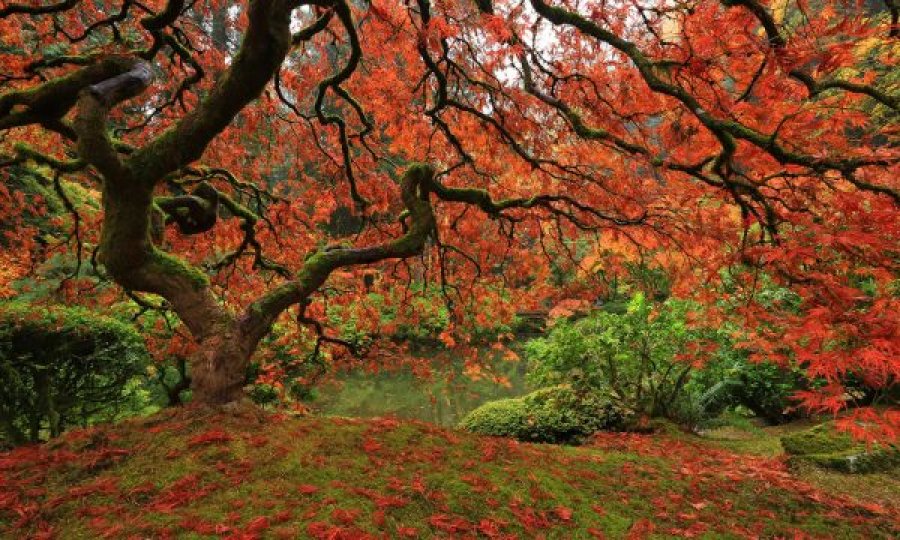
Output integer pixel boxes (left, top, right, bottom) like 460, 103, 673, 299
1, 408, 897, 539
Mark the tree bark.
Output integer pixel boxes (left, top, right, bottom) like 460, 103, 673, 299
189, 329, 253, 405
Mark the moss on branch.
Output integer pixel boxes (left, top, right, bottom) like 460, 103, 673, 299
128, 0, 297, 185
147, 249, 210, 290
0, 56, 141, 132
242, 164, 438, 345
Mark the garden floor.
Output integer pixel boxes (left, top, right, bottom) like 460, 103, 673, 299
1, 408, 897, 539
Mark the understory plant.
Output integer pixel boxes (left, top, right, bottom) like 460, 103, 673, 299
526, 294, 702, 423
0, 302, 151, 444
459, 385, 628, 443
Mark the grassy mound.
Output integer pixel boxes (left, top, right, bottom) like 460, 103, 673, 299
1, 408, 897, 539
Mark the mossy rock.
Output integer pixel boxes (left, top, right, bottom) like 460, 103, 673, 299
781, 422, 900, 474
781, 423, 855, 455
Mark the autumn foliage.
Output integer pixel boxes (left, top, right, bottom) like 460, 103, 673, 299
0, 0, 897, 429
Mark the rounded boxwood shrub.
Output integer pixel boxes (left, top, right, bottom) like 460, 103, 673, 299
781, 422, 900, 474
459, 386, 628, 444
0, 302, 150, 444
458, 398, 525, 439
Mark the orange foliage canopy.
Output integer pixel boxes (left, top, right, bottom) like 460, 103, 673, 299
0, 0, 897, 427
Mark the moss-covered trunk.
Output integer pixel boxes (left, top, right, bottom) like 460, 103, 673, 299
63, 0, 301, 407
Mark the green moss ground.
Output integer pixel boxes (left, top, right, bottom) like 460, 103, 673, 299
703, 420, 900, 514
1, 409, 897, 539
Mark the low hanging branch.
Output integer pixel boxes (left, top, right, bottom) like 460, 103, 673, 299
527, 0, 900, 204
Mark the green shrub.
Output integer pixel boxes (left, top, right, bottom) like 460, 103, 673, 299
0, 302, 150, 444
459, 386, 628, 444
781, 422, 900, 474
247, 383, 280, 406
459, 398, 525, 438
244, 324, 328, 407
526, 294, 701, 422
689, 356, 809, 426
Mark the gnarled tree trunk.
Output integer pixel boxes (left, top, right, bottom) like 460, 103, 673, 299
65, 1, 299, 406
43, 1, 439, 407
189, 329, 254, 405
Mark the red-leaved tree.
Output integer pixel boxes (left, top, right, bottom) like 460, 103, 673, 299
0, 0, 897, 433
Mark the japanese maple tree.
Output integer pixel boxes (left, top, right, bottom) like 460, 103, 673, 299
0, 0, 896, 432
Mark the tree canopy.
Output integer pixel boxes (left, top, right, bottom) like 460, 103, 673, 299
0, 0, 897, 433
